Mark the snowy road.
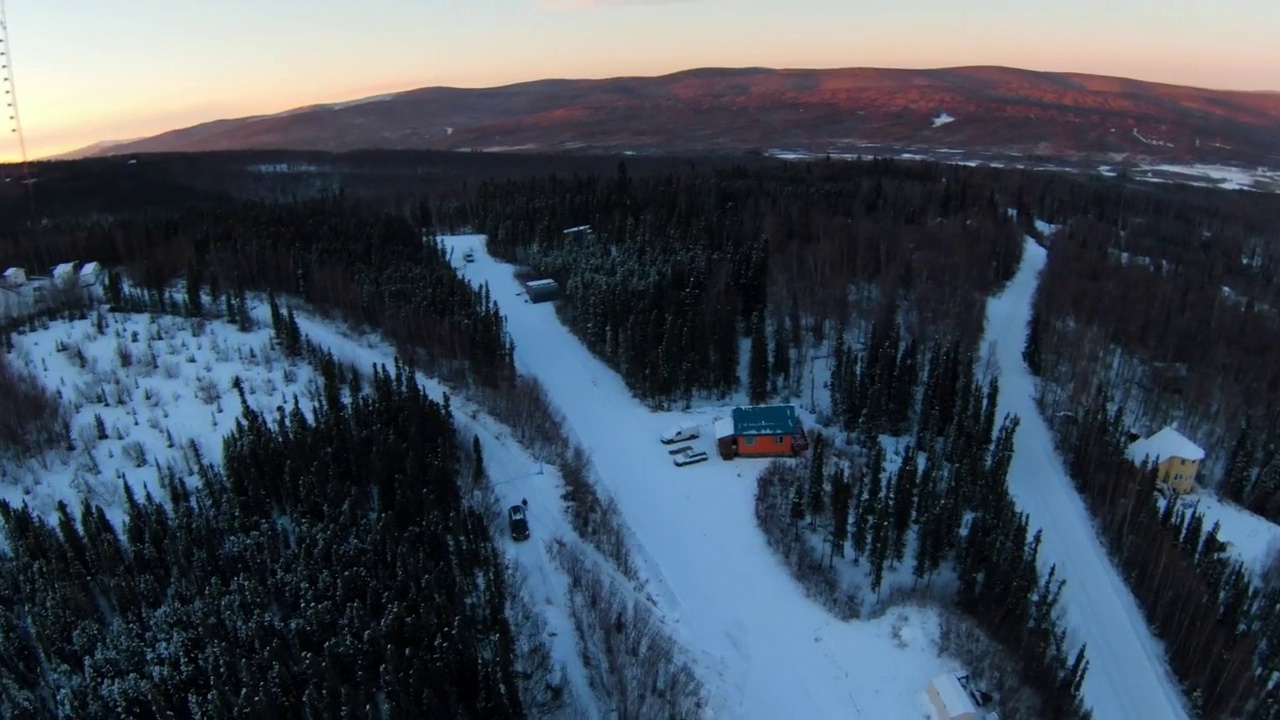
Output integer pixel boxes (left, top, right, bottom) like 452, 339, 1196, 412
981, 237, 1189, 720
453, 236, 958, 720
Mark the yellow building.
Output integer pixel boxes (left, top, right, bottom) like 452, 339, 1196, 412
1125, 426, 1205, 495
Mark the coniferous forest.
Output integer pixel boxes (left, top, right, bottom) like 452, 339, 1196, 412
469, 159, 1022, 406
0, 354, 524, 718
2, 150, 1279, 719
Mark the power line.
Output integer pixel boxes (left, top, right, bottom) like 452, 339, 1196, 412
0, 0, 34, 213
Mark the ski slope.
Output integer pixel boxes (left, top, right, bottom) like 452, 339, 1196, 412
981, 236, 1190, 720
452, 236, 963, 720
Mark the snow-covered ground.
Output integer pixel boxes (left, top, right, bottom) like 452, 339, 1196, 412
449, 234, 966, 720
1, 311, 309, 525
1170, 492, 1280, 579
1129, 163, 1280, 192
981, 235, 1190, 720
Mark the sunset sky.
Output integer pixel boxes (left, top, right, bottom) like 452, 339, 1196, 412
4, 0, 1277, 162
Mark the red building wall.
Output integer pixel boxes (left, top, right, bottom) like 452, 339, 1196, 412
736, 434, 795, 456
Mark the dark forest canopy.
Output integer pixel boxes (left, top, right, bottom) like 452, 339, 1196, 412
0, 356, 527, 718
467, 159, 1026, 405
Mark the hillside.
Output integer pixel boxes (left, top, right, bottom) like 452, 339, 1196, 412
64, 66, 1280, 168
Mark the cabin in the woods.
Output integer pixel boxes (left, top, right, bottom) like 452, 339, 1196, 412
2, 267, 26, 287
925, 672, 997, 720
1125, 425, 1205, 495
724, 404, 809, 458
525, 279, 560, 304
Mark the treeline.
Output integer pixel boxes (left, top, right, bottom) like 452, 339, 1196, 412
0, 354, 534, 718
0, 150, 769, 227
468, 159, 1023, 405
1023, 174, 1280, 480
757, 343, 1089, 720
1064, 389, 1280, 719
0, 193, 514, 387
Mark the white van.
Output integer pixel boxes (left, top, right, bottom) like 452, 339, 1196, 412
660, 421, 700, 445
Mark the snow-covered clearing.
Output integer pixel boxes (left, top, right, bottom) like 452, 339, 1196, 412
932, 113, 956, 128
451, 234, 963, 720
981, 235, 1189, 720
2, 312, 309, 525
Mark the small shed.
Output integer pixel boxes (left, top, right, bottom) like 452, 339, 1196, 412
52, 261, 78, 286
926, 672, 978, 720
715, 417, 736, 460
2, 267, 26, 287
79, 261, 103, 287
525, 279, 560, 304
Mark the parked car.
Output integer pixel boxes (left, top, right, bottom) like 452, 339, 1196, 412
673, 448, 709, 467
508, 504, 530, 541
660, 421, 700, 445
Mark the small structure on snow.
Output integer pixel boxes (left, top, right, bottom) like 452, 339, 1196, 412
723, 404, 809, 459
1125, 425, 1205, 495
926, 672, 996, 720
715, 417, 736, 460
525, 279, 560, 304
52, 261, 78, 287
2, 267, 26, 287
79, 261, 103, 287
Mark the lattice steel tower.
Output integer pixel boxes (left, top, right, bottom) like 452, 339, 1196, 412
0, 0, 33, 209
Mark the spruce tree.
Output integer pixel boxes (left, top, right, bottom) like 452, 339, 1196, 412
1222, 421, 1256, 503
807, 432, 827, 527
828, 467, 852, 565
748, 312, 770, 404
185, 261, 204, 317
789, 479, 806, 535
889, 445, 918, 566
1023, 305, 1043, 376
854, 445, 884, 562
472, 434, 485, 485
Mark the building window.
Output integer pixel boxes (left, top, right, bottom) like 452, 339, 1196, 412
744, 436, 755, 446
776, 435, 784, 444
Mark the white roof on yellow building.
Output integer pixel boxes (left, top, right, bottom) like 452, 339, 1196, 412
1126, 425, 1205, 464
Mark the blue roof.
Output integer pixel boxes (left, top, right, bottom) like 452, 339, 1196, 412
731, 405, 799, 436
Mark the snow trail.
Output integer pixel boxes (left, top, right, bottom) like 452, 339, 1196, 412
981, 236, 1189, 720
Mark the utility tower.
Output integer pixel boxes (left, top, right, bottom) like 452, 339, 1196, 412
0, 0, 33, 210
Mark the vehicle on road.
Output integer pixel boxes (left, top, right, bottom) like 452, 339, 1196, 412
508, 504, 530, 541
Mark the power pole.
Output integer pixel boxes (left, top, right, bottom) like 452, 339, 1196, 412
0, 0, 34, 215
